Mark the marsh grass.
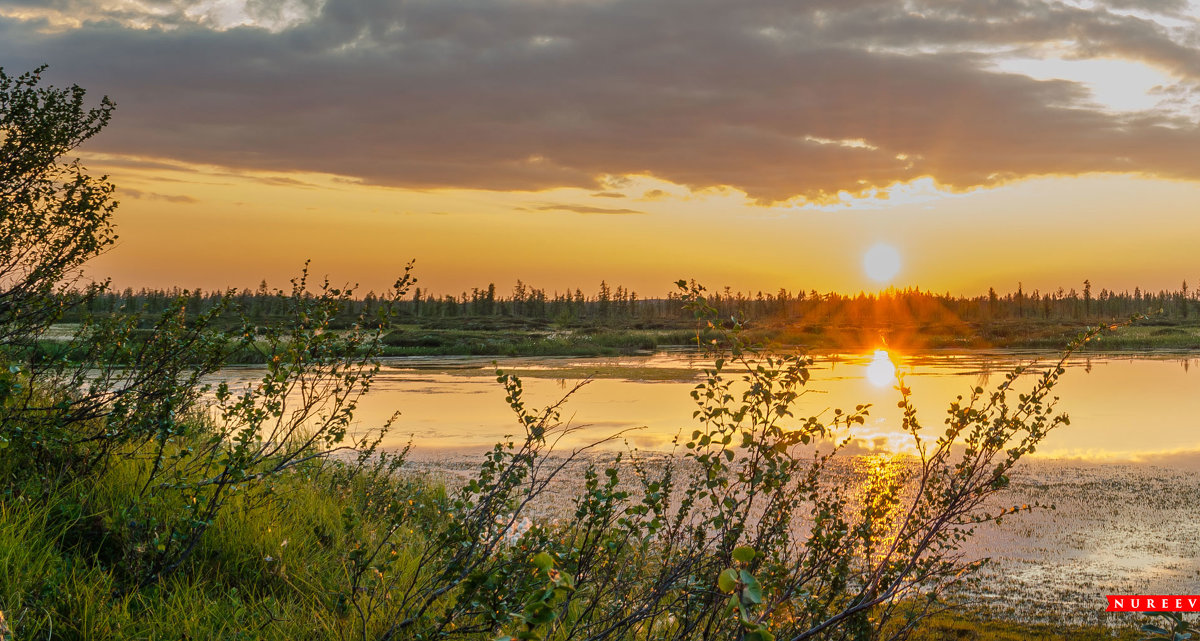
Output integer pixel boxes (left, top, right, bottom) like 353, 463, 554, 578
378, 328, 713, 358
902, 609, 1138, 641
0, 424, 446, 639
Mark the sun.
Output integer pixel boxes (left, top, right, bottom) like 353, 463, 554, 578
863, 243, 901, 283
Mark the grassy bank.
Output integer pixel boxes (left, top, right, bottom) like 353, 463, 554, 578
0, 427, 1149, 640
0, 430, 444, 639
907, 610, 1138, 640
378, 326, 709, 357
370, 318, 1200, 357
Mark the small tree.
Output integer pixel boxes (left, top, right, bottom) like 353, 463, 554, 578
0, 68, 232, 474
0, 65, 116, 346
0, 69, 415, 597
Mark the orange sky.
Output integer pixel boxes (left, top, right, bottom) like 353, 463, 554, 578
84, 159, 1200, 298
4, 0, 1199, 297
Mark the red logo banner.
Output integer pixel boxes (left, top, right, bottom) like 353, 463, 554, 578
1107, 596, 1200, 612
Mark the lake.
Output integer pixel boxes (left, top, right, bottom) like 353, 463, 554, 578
209, 349, 1200, 462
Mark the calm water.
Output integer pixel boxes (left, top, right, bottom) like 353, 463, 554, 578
208, 350, 1200, 462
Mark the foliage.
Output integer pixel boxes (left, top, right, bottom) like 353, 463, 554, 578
0, 65, 116, 346
1141, 613, 1197, 641
0, 66, 415, 600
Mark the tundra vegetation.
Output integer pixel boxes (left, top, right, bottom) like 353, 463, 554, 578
0, 66, 1176, 640
58, 276, 1200, 358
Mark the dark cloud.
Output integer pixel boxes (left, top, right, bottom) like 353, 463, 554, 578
2, 0, 1199, 202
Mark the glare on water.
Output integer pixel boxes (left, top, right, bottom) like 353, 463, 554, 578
864, 349, 897, 387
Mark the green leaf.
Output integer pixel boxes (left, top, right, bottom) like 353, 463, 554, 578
743, 585, 762, 605
532, 552, 554, 571
724, 593, 739, 617
733, 546, 757, 563
717, 568, 739, 593
740, 570, 763, 604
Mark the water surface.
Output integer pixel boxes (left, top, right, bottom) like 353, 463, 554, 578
209, 350, 1200, 462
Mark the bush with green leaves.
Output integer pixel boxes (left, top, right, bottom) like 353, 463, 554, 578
1140, 613, 1197, 641
0, 65, 414, 596
0, 65, 115, 348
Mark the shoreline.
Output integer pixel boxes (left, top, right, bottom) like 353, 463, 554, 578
37, 321, 1200, 365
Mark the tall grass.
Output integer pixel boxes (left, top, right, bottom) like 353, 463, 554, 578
0, 424, 445, 640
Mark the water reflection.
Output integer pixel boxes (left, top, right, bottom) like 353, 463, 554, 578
865, 349, 897, 387
205, 350, 1200, 462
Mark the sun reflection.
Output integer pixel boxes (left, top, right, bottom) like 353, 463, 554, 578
865, 349, 897, 387
855, 453, 905, 562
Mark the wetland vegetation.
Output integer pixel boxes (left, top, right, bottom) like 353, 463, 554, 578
50, 277, 1200, 360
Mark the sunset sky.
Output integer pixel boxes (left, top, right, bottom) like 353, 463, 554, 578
2, 0, 1199, 297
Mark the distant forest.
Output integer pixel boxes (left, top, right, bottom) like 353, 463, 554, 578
61, 279, 1198, 329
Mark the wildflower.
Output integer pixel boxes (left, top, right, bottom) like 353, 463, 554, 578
500, 517, 533, 546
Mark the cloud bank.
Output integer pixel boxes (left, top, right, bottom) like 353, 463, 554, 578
2, 0, 1199, 202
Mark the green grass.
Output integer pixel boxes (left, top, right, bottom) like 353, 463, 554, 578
0, 429, 446, 640
741, 318, 1200, 352
906, 609, 1141, 640
457, 365, 701, 381
369, 320, 1200, 359
377, 327, 715, 358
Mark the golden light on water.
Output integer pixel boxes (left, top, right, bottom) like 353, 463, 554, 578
855, 453, 904, 559
865, 349, 897, 387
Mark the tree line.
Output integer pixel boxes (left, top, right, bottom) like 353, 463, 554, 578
63, 277, 1198, 327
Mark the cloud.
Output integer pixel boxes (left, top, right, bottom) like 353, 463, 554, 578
118, 187, 198, 203
231, 174, 321, 188
531, 203, 644, 215
2, 0, 1200, 202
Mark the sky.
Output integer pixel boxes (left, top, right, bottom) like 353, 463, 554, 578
2, 0, 1200, 297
